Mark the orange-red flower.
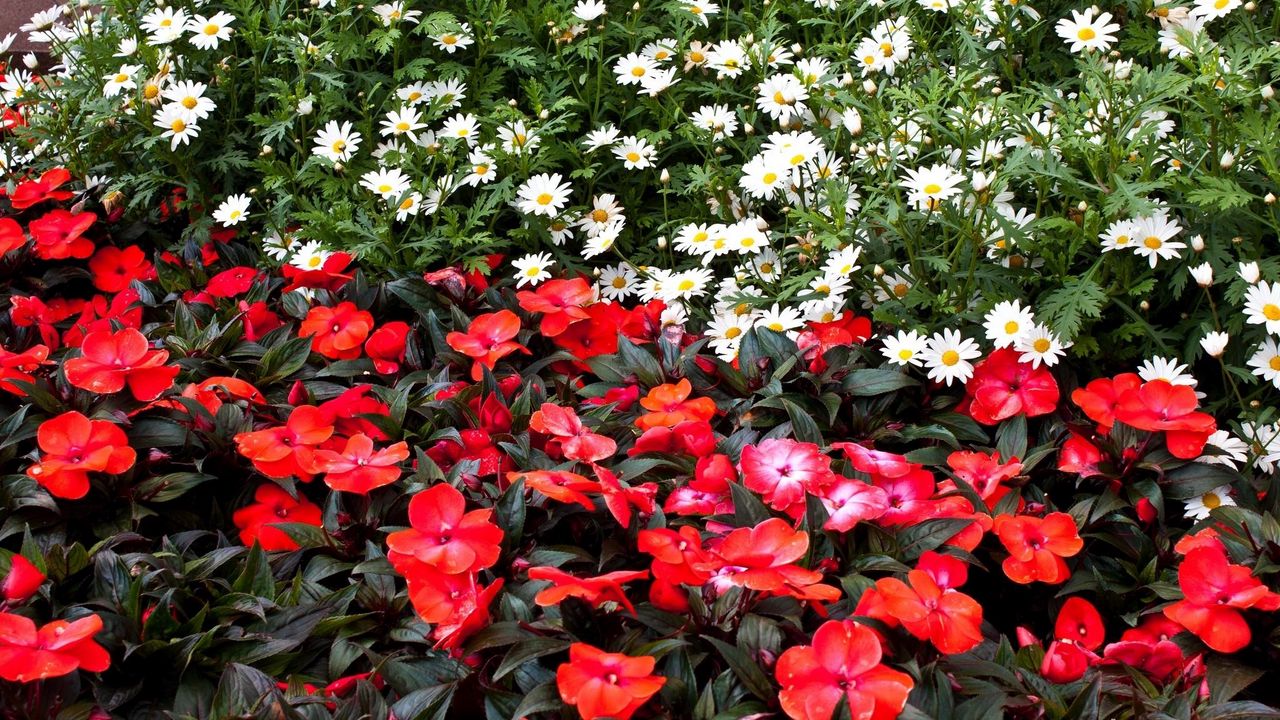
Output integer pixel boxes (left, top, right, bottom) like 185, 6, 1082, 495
776, 619, 914, 720
709, 519, 839, 602
1113, 380, 1216, 459
556, 643, 666, 720
636, 378, 716, 430
993, 512, 1083, 585
88, 245, 155, 293
231, 483, 324, 551
312, 433, 410, 493
234, 405, 335, 479
528, 566, 649, 614
63, 328, 179, 401
365, 321, 411, 374
26, 411, 136, 500
1163, 544, 1280, 653
861, 552, 984, 654
299, 302, 375, 360
9, 168, 73, 210
1, 556, 45, 605
516, 277, 594, 337
0, 612, 111, 683
513, 469, 600, 510
29, 209, 96, 260
0, 344, 50, 395
385, 483, 503, 575
0, 218, 25, 255
446, 310, 528, 380
529, 403, 617, 463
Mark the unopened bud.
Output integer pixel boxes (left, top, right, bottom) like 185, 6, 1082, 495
22, 54, 37, 70
657, 236, 668, 248
1220, 150, 1235, 170
660, 168, 670, 184
1263, 84, 1275, 100
1267, 192, 1276, 205
1190, 234, 1205, 251
1139, 300, 1150, 311
863, 79, 877, 95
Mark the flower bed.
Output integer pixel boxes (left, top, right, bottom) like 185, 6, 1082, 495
2, 0, 1280, 718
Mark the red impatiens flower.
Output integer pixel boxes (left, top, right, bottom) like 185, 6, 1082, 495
960, 348, 1060, 425
299, 302, 375, 361
26, 411, 136, 500
638, 525, 716, 588
664, 452, 735, 516
365, 321, 411, 374
860, 551, 984, 654
312, 434, 410, 493
528, 566, 649, 614
1163, 544, 1280, 653
281, 251, 354, 293
993, 512, 1084, 585
553, 302, 628, 362
740, 438, 835, 515
88, 245, 155, 293
63, 288, 143, 349
594, 464, 657, 529
206, 266, 261, 298
1071, 373, 1142, 433
1, 556, 45, 606
1113, 380, 1216, 459
238, 300, 284, 342
29, 209, 96, 260
234, 405, 335, 479
1101, 615, 1190, 683
517, 277, 595, 336
385, 483, 503, 575
232, 483, 324, 551
556, 643, 666, 720
0, 612, 111, 683
795, 311, 872, 373
8, 168, 73, 210
775, 619, 914, 720
636, 378, 717, 430
630, 419, 717, 457
530, 403, 617, 463
445, 310, 528, 380
0, 343, 50, 395
63, 328, 180, 401
1058, 434, 1103, 478
946, 450, 1021, 509
816, 477, 889, 532
513, 469, 600, 510
1041, 597, 1104, 683
709, 518, 839, 602
0, 218, 25, 255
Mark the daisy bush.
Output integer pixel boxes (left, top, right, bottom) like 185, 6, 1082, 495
2, 0, 1280, 716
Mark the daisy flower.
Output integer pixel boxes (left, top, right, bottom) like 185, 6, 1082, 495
360, 167, 413, 200
578, 194, 625, 236
1191, 0, 1240, 20
614, 137, 655, 169
102, 64, 141, 97
706, 313, 752, 361
429, 79, 467, 108
512, 253, 555, 287
213, 194, 251, 226
755, 304, 806, 337
1196, 430, 1250, 468
397, 82, 432, 105
154, 105, 200, 149
685, 0, 720, 26
141, 7, 188, 45
372, 3, 422, 25
380, 106, 426, 144
462, 147, 498, 187
983, 300, 1036, 348
1183, 485, 1236, 520
1099, 219, 1137, 252
1137, 356, 1197, 386
434, 24, 474, 53
582, 221, 623, 258
691, 104, 739, 139
163, 81, 216, 122
756, 74, 809, 123
1243, 281, 1280, 335
739, 155, 791, 199
1015, 324, 1071, 368
312, 120, 362, 163
1056, 8, 1121, 53
573, 0, 608, 21
1200, 330, 1229, 357
187, 12, 236, 51
921, 329, 982, 385
262, 229, 298, 261
614, 53, 657, 86
822, 246, 863, 278
1130, 213, 1185, 268
582, 124, 621, 151
881, 329, 929, 367
1248, 337, 1280, 389
900, 163, 964, 211
394, 192, 423, 221
498, 121, 539, 154
440, 113, 479, 145
598, 264, 637, 301
517, 173, 573, 217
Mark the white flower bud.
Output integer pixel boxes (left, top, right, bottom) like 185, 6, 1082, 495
971, 171, 990, 193
22, 54, 37, 70
1190, 234, 1205, 251
1239, 261, 1261, 283
1264, 84, 1276, 100
1139, 300, 1150, 311
660, 168, 670, 184
296, 97, 314, 115
539, 109, 549, 120
1200, 331, 1229, 358
1189, 262, 1214, 287
863, 79, 877, 95
1220, 150, 1235, 170
1267, 193, 1276, 205
873, 264, 885, 277
1077, 201, 1088, 211
841, 108, 862, 135
656, 236, 668, 248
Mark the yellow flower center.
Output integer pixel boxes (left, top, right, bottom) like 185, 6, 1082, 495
924, 183, 942, 195
399, 197, 415, 210
1143, 236, 1162, 249
611, 277, 627, 288
182, 96, 198, 109
773, 91, 788, 105
631, 66, 646, 77
525, 266, 541, 276
1004, 321, 1020, 334
204, 24, 219, 35
1077, 27, 1096, 41
762, 172, 778, 184
759, 262, 774, 274
893, 283, 909, 298
898, 349, 914, 360
332, 140, 346, 151
144, 84, 159, 99
941, 350, 960, 366
678, 279, 696, 292
378, 184, 392, 193
591, 209, 610, 222
396, 121, 410, 131
307, 255, 323, 268
171, 118, 186, 132
689, 51, 705, 62
1033, 338, 1051, 353
1264, 304, 1280, 321
1270, 356, 1280, 371
536, 193, 553, 205
626, 152, 641, 162
442, 34, 458, 44
725, 327, 742, 339
1201, 491, 1222, 509
114, 73, 129, 83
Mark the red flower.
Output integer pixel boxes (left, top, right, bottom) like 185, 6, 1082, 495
831, 442, 917, 478
9, 168, 73, 210
1, 556, 44, 605
0, 344, 50, 395
1101, 615, 1188, 683
664, 453, 736, 516
64, 328, 179, 401
1071, 373, 1142, 432
445, 310, 528, 380
636, 378, 716, 430
1055, 597, 1105, 650
1058, 435, 1103, 477
552, 302, 628, 361
365, 321, 411, 374
517, 278, 595, 336
796, 311, 872, 373
556, 643, 666, 720
960, 348, 1060, 425
595, 464, 657, 528
27, 411, 136, 500
88, 246, 155, 293
630, 420, 716, 457
775, 619, 914, 720
863, 552, 984, 654
313, 434, 410, 493
709, 519, 838, 601
740, 438, 834, 515
281, 251, 353, 293
0, 612, 111, 683
993, 512, 1083, 585
817, 477, 889, 532
946, 450, 1021, 509
63, 289, 143, 348
528, 566, 649, 614
385, 483, 503, 575
1113, 380, 1216, 459
0, 218, 25, 254
11, 295, 81, 349
206, 266, 261, 298
234, 405, 335, 479
530, 403, 617, 463
238, 300, 283, 342
232, 484, 324, 551
29, 209, 96, 260
1163, 545, 1280, 653
300, 302, 375, 361
638, 526, 715, 587
513, 469, 600, 510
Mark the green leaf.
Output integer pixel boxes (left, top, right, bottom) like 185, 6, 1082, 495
1163, 462, 1240, 500
841, 368, 919, 396
781, 398, 823, 445
258, 335, 314, 383
704, 636, 775, 701
1038, 277, 1106, 340
492, 637, 570, 681
730, 482, 772, 526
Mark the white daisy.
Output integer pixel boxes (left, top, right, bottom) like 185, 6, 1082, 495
983, 300, 1036, 349
881, 329, 929, 367
1055, 8, 1121, 53
1015, 324, 1071, 368
312, 120, 362, 163
380, 106, 426, 144
900, 163, 964, 211
1243, 281, 1280, 335
102, 64, 141, 97
187, 12, 236, 51
1197, 430, 1250, 468
213, 194, 251, 226
512, 253, 555, 287
162, 81, 216, 122
1130, 213, 1185, 268
613, 137, 655, 169
754, 304, 806, 337
1247, 337, 1280, 389
1183, 485, 1236, 520
598, 264, 637, 301
360, 167, 412, 200
154, 105, 200, 149
516, 173, 573, 217
921, 329, 982, 385
1137, 356, 1198, 386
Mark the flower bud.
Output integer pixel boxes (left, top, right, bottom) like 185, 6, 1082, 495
660, 168, 670, 184
1264, 84, 1276, 100
1268, 193, 1277, 205
1220, 150, 1235, 170
23, 54, 38, 70
1190, 234, 1205, 251
863, 79, 877, 95
2, 556, 45, 605
656, 236, 668, 248
1200, 330, 1229, 358
1239, 261, 1261, 283
1189, 262, 1214, 287
296, 97, 314, 115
